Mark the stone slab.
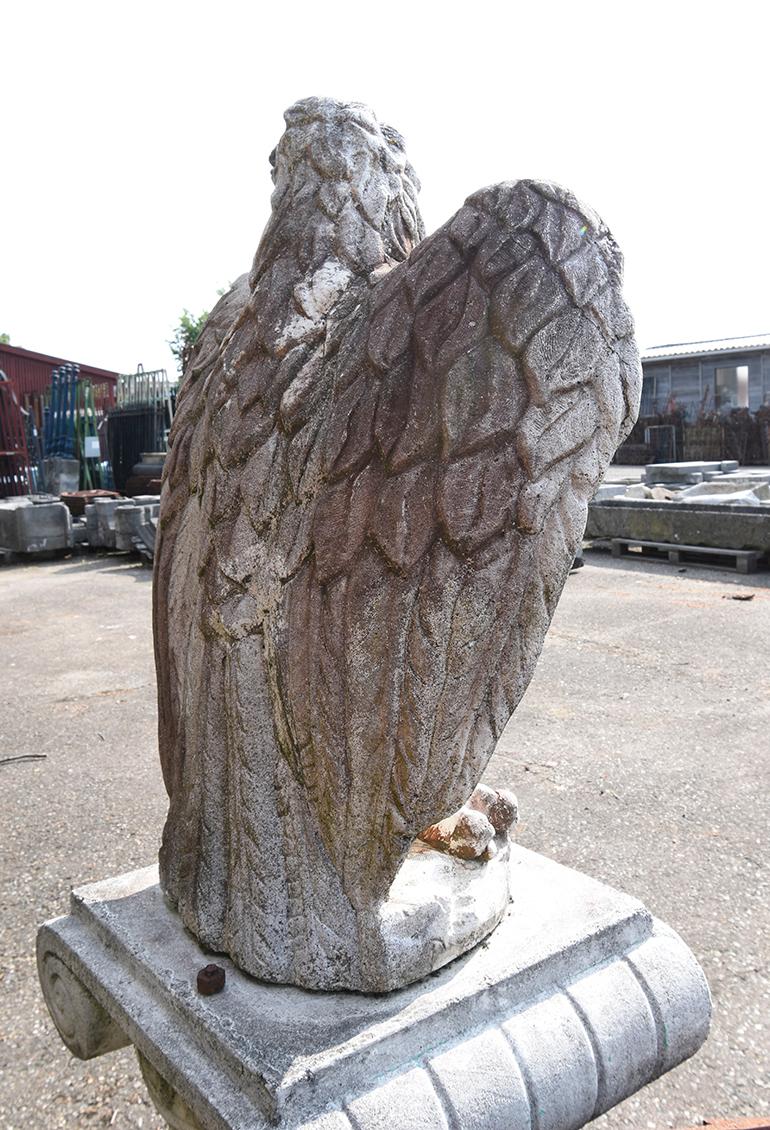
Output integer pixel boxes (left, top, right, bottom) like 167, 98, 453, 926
37, 846, 711, 1130
644, 461, 732, 485
586, 499, 770, 552
0, 498, 73, 553
92, 498, 122, 548
114, 502, 160, 552
678, 481, 770, 502
592, 483, 635, 501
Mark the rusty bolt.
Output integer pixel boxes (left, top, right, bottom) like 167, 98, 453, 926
197, 963, 226, 996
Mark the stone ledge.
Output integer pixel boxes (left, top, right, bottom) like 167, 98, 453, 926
37, 846, 710, 1130
586, 498, 770, 552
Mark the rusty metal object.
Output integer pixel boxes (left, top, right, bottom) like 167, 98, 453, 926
60, 489, 122, 517
0, 375, 34, 496
196, 963, 226, 996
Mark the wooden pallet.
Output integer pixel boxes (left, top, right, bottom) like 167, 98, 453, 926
609, 537, 761, 573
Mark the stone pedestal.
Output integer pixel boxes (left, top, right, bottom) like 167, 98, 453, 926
0, 497, 73, 554
42, 456, 80, 496
37, 846, 710, 1130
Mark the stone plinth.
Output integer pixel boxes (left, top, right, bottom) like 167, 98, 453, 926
586, 498, 770, 551
38, 846, 710, 1130
644, 461, 739, 484
0, 498, 73, 554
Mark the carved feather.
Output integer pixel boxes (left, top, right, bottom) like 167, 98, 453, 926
154, 99, 641, 986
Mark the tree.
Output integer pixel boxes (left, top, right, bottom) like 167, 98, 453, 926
0, 333, 10, 345
168, 309, 209, 374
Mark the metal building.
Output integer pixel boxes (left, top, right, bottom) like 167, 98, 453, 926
0, 343, 118, 416
640, 334, 770, 418
617, 334, 770, 465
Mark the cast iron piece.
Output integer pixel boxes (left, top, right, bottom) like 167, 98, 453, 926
196, 963, 226, 996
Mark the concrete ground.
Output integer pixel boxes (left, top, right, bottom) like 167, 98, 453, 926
0, 549, 768, 1129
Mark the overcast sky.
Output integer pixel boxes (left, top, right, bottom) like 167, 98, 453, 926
3, 0, 768, 379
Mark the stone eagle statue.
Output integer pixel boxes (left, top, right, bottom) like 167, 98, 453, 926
153, 97, 641, 992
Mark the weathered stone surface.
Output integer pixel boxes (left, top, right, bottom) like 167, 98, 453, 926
586, 498, 770, 550
92, 497, 123, 548
137, 1052, 203, 1130
722, 469, 770, 483
36, 847, 710, 1130
113, 501, 160, 550
450, 810, 496, 859
0, 497, 73, 553
677, 482, 770, 505
592, 471, 770, 511
36, 949, 129, 1060
153, 97, 641, 991
644, 460, 736, 484
592, 482, 635, 500
468, 783, 519, 833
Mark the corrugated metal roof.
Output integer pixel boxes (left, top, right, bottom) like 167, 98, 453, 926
642, 334, 770, 363
0, 343, 118, 381
0, 343, 118, 410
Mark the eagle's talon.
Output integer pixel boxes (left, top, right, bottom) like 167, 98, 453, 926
468, 783, 519, 835
418, 785, 519, 861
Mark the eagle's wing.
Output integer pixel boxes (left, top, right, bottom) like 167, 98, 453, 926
153, 272, 250, 795
154, 180, 640, 947
274, 180, 640, 905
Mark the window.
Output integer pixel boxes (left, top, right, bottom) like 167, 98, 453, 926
640, 372, 655, 415
670, 363, 700, 419
715, 365, 749, 412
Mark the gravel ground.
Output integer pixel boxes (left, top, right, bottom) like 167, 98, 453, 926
0, 549, 768, 1129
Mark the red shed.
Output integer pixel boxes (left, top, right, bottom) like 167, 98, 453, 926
0, 343, 118, 425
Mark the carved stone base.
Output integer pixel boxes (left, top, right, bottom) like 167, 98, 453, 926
137, 1051, 204, 1130
37, 846, 710, 1130
373, 835, 514, 989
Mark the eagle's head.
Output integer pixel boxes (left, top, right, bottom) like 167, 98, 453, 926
264, 97, 425, 271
